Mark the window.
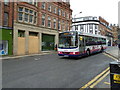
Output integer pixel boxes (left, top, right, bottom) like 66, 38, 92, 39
95, 25, 98, 29
42, 2, 45, 9
18, 7, 37, 24
66, 22, 69, 30
27, 0, 37, 6
18, 12, 23, 21
24, 13, 28, 22
62, 10, 65, 17
53, 7, 56, 14
58, 8, 61, 15
53, 18, 56, 29
66, 13, 69, 19
34, 12, 37, 24
42, 14, 45, 26
18, 7, 23, 12
90, 30, 93, 33
4, 0, 9, 5
29, 32, 38, 36
3, 12, 8, 26
58, 20, 61, 30
95, 30, 97, 34
85, 36, 97, 46
75, 25, 78, 30
48, 16, 51, 28
80, 25, 83, 31
29, 10, 33, 23
18, 7, 23, 21
29, 15, 33, 23
48, 4, 52, 12
89, 24, 93, 29
62, 20, 65, 31
18, 30, 25, 37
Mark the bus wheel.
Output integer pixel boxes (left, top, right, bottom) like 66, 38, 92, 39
86, 50, 90, 56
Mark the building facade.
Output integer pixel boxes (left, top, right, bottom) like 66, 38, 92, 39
72, 16, 100, 35
110, 24, 119, 42
1, 1, 72, 55
72, 16, 113, 46
0, 1, 13, 55
99, 17, 113, 46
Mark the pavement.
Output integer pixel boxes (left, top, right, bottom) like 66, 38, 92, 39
95, 46, 119, 88
105, 46, 119, 60
1, 51, 57, 60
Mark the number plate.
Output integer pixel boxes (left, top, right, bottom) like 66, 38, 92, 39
64, 55, 69, 57
114, 74, 120, 81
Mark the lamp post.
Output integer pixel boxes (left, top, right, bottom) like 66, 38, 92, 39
73, 11, 82, 22
118, 28, 120, 61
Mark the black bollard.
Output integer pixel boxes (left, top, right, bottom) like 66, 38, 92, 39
110, 62, 120, 89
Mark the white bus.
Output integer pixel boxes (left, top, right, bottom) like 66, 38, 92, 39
58, 31, 107, 57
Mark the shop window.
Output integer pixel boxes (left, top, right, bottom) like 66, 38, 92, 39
0, 40, 8, 55
29, 32, 38, 36
18, 30, 25, 37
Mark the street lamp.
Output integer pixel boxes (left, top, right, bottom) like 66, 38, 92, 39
73, 11, 82, 22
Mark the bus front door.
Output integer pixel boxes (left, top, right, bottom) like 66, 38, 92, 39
79, 36, 85, 53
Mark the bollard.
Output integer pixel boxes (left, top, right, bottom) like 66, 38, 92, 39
110, 62, 120, 89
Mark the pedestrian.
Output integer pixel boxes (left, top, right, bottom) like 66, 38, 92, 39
55, 44, 57, 51
118, 43, 120, 49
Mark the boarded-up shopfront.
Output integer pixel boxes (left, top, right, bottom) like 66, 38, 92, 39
17, 30, 25, 55
42, 34, 55, 51
29, 32, 39, 54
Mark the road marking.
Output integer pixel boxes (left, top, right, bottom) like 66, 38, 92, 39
104, 82, 110, 85
89, 71, 110, 88
34, 58, 40, 60
103, 53, 118, 61
80, 67, 110, 89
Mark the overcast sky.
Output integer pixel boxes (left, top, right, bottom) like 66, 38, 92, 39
70, 0, 120, 25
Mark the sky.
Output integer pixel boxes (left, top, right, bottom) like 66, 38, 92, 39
70, 0, 120, 25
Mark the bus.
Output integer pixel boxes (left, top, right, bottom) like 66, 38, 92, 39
58, 31, 107, 57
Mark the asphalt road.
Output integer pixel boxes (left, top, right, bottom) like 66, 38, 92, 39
2, 52, 114, 88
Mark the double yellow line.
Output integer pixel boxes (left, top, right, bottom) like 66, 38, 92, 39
79, 52, 118, 89
80, 67, 110, 89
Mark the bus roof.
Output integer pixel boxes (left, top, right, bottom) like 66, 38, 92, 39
59, 30, 107, 38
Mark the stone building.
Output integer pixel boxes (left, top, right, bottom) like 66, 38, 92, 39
0, 1, 72, 55
72, 16, 113, 46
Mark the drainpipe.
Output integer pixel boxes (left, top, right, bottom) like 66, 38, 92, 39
12, 1, 14, 55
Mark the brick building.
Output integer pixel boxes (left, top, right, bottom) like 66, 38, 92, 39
0, 1, 72, 55
99, 16, 113, 46
0, 1, 13, 55
110, 24, 119, 45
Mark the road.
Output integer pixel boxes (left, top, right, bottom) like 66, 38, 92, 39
2, 52, 114, 88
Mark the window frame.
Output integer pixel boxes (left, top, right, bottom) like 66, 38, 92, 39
3, 12, 9, 26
